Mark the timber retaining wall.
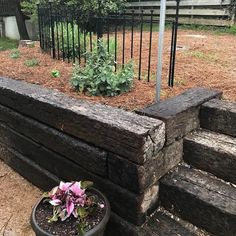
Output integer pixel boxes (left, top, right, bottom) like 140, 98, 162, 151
0, 77, 222, 235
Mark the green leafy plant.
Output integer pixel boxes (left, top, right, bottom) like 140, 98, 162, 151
54, 22, 116, 59
71, 41, 134, 97
51, 70, 61, 78
10, 49, 21, 59
25, 58, 39, 67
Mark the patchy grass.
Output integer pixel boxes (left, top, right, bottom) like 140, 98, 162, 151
185, 50, 218, 63
0, 38, 18, 51
178, 24, 236, 35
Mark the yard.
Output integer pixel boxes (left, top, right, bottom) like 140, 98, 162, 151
0, 28, 235, 111
0, 27, 236, 235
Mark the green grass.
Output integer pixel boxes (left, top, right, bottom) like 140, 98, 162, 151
0, 37, 18, 51
186, 50, 218, 62
177, 24, 236, 35
132, 22, 236, 35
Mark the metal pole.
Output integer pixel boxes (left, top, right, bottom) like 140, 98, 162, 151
156, 0, 166, 102
169, 0, 180, 87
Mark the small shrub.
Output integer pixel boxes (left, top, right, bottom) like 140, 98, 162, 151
51, 70, 60, 78
71, 41, 133, 97
10, 49, 21, 59
25, 58, 39, 67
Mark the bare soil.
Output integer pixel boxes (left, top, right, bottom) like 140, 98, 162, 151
0, 29, 235, 235
0, 160, 41, 236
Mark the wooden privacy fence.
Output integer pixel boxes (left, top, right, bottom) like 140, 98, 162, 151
126, 0, 235, 26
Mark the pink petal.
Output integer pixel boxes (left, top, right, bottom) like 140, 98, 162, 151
59, 181, 72, 191
66, 201, 74, 217
70, 182, 85, 196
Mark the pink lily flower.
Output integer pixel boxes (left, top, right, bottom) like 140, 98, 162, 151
70, 182, 85, 196
59, 181, 72, 192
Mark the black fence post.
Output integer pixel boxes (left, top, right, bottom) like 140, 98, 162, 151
97, 0, 103, 39
168, 0, 180, 87
49, 0, 56, 59
37, 3, 42, 49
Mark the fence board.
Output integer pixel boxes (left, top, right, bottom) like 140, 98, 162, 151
126, 0, 233, 26
126, 9, 228, 16
126, 0, 231, 8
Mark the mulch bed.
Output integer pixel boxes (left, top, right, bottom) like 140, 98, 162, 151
0, 29, 235, 111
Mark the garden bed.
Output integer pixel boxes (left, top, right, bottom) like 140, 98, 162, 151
0, 29, 235, 111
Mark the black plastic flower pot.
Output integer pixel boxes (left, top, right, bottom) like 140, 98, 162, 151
30, 188, 111, 236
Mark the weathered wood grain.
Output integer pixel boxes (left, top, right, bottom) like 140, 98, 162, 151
0, 137, 158, 226
184, 130, 236, 185
138, 88, 222, 145
142, 210, 199, 236
106, 209, 203, 236
159, 166, 236, 236
0, 142, 60, 190
0, 104, 107, 177
0, 77, 165, 164
108, 140, 183, 193
200, 99, 236, 137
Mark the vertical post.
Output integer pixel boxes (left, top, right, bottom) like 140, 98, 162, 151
138, 10, 144, 80
97, 0, 103, 39
131, 10, 134, 59
49, 0, 56, 59
147, 10, 154, 82
156, 0, 166, 102
169, 0, 180, 87
122, 11, 126, 68
37, 3, 42, 49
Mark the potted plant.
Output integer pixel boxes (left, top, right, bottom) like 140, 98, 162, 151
31, 181, 110, 236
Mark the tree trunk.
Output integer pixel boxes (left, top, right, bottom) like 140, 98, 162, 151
15, 0, 29, 40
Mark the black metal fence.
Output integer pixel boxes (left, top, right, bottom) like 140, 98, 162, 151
38, 2, 180, 84
0, 0, 16, 16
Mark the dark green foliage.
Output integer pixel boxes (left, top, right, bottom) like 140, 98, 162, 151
71, 41, 134, 97
21, 0, 126, 19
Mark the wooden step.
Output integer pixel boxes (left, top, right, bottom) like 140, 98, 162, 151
184, 130, 236, 184
200, 99, 236, 137
159, 166, 236, 236
142, 209, 209, 236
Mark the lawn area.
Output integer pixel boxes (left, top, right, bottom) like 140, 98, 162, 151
0, 38, 18, 51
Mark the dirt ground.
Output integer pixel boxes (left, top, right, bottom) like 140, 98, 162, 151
0, 160, 41, 236
0, 29, 235, 235
0, 29, 235, 111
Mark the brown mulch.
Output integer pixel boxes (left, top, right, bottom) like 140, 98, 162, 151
0, 29, 235, 111
0, 29, 235, 235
